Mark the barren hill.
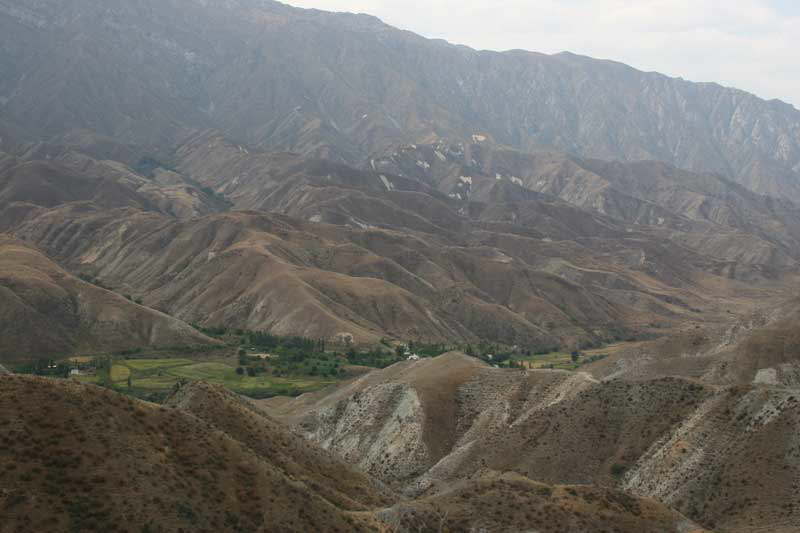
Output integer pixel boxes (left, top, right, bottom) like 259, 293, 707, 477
0, 236, 216, 364
2, 127, 794, 354
8, 200, 770, 351
264, 352, 800, 532
379, 473, 708, 533
0, 374, 706, 532
0, 147, 225, 224
0, 374, 383, 532
375, 139, 800, 270
586, 298, 800, 387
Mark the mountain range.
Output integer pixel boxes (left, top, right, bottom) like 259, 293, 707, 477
2, 0, 800, 200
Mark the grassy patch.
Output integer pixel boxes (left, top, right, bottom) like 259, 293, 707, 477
170, 362, 236, 380
110, 364, 131, 383
514, 352, 579, 370
512, 342, 629, 370
113, 358, 338, 399
122, 358, 196, 371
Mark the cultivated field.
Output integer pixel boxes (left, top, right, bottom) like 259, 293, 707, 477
79, 357, 339, 398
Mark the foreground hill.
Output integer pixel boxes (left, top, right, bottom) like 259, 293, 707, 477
0, 375, 383, 532
264, 352, 800, 532
1, 0, 799, 200
0, 236, 215, 364
0, 375, 705, 532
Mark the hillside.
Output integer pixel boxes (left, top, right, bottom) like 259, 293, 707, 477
578, 296, 800, 387
379, 473, 708, 533
0, 374, 383, 532
8, 198, 775, 351
264, 352, 800, 532
0, 374, 706, 532
374, 139, 800, 269
2, 126, 795, 354
0, 0, 799, 200
0, 236, 216, 364
0, 147, 225, 224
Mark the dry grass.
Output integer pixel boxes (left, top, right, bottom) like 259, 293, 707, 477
0, 375, 378, 532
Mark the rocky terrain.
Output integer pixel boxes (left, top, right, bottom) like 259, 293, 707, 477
264, 351, 800, 532
0, 374, 707, 532
1, 0, 800, 200
375, 139, 800, 270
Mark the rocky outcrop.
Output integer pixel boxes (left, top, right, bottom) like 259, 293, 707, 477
265, 352, 800, 532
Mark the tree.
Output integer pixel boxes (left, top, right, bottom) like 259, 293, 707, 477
246, 367, 256, 377
235, 367, 245, 375
571, 351, 581, 364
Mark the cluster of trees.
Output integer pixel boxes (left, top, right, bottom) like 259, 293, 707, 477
234, 330, 454, 377
237, 351, 343, 378
14, 359, 70, 378
464, 343, 516, 364
236, 331, 340, 378
345, 348, 402, 369
247, 331, 325, 353
405, 341, 450, 358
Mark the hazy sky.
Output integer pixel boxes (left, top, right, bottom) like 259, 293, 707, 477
287, 0, 799, 107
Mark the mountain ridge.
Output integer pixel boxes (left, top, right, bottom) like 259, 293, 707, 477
2, 0, 800, 200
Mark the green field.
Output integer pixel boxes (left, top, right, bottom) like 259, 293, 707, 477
109, 358, 338, 398
514, 352, 580, 370
110, 364, 131, 382
513, 345, 615, 370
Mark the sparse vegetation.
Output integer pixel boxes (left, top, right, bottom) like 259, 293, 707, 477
611, 463, 628, 479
